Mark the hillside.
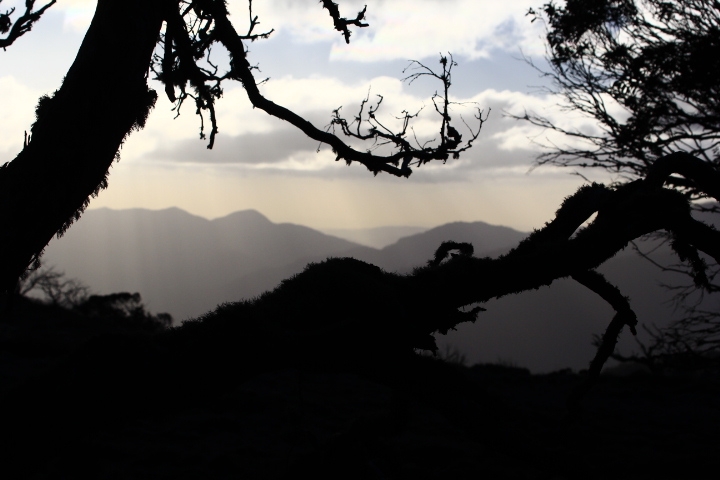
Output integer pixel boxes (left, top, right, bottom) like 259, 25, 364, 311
38, 207, 710, 372
1, 279, 718, 479
3, 208, 719, 477
41, 208, 364, 320
320, 225, 429, 248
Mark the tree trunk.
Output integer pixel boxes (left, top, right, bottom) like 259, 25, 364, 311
0, 0, 165, 292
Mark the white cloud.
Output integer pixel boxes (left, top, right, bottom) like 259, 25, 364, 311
477, 88, 626, 154
136, 70, 492, 169
259, 73, 485, 139
237, 0, 547, 61
51, 1, 547, 59
0, 76, 41, 156
258, 74, 428, 131
118, 62, 563, 175
53, 0, 94, 33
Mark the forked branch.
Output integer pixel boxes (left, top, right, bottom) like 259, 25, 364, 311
327, 54, 485, 173
0, 0, 55, 49
396, 152, 720, 404
153, 1, 485, 177
568, 269, 637, 409
320, 0, 368, 43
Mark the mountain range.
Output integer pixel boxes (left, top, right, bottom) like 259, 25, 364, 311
320, 225, 429, 249
40, 207, 709, 373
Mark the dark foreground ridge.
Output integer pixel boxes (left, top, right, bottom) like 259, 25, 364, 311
1, 261, 718, 479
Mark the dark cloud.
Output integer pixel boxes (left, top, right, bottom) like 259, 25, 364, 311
149, 124, 323, 165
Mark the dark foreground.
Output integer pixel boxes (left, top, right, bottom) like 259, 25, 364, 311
1, 296, 718, 480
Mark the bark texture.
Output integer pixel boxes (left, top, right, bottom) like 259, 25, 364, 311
0, 0, 165, 292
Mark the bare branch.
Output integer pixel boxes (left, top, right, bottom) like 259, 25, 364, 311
327, 54, 486, 172
320, 0, 369, 43
514, 1, 720, 181
150, 3, 485, 175
0, 0, 55, 50
567, 269, 637, 409
18, 266, 89, 308
197, 4, 485, 177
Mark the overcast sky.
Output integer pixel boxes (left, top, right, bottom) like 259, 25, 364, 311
0, 0, 611, 231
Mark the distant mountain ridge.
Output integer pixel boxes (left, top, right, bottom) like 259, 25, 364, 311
40, 207, 699, 372
346, 221, 528, 273
320, 226, 428, 249
43, 208, 529, 320
43, 207, 363, 321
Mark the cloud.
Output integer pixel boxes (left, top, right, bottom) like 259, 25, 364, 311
54, 0, 543, 59
235, 0, 547, 62
142, 70, 476, 144
149, 124, 320, 165
123, 63, 578, 182
2, 1, 559, 182
0, 76, 41, 156
138, 82, 552, 183
482, 88, 626, 154
53, 0, 94, 33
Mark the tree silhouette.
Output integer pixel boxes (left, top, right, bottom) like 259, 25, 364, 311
0, 1, 719, 398
17, 265, 89, 309
520, 0, 720, 177
517, 0, 720, 371
3, 5, 720, 475
0, 0, 483, 293
76, 292, 172, 331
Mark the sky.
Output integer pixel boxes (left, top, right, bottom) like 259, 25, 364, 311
0, 0, 613, 231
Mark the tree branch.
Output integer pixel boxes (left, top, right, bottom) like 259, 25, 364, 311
205, 3, 484, 177
394, 154, 719, 403
320, 0, 368, 43
644, 151, 720, 203
567, 269, 637, 410
151, 2, 484, 176
0, 0, 55, 50
515, 1, 720, 180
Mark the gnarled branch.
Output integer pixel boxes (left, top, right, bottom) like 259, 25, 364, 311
568, 269, 637, 409
153, 1, 485, 176
393, 153, 719, 405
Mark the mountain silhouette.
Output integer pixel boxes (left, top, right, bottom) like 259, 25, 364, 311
40, 207, 703, 372
346, 221, 527, 272
321, 225, 428, 248
41, 208, 362, 320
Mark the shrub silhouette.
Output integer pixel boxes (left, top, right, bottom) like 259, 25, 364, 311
0, 256, 474, 476
2, 236, 719, 478
169, 257, 429, 378
76, 292, 172, 332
